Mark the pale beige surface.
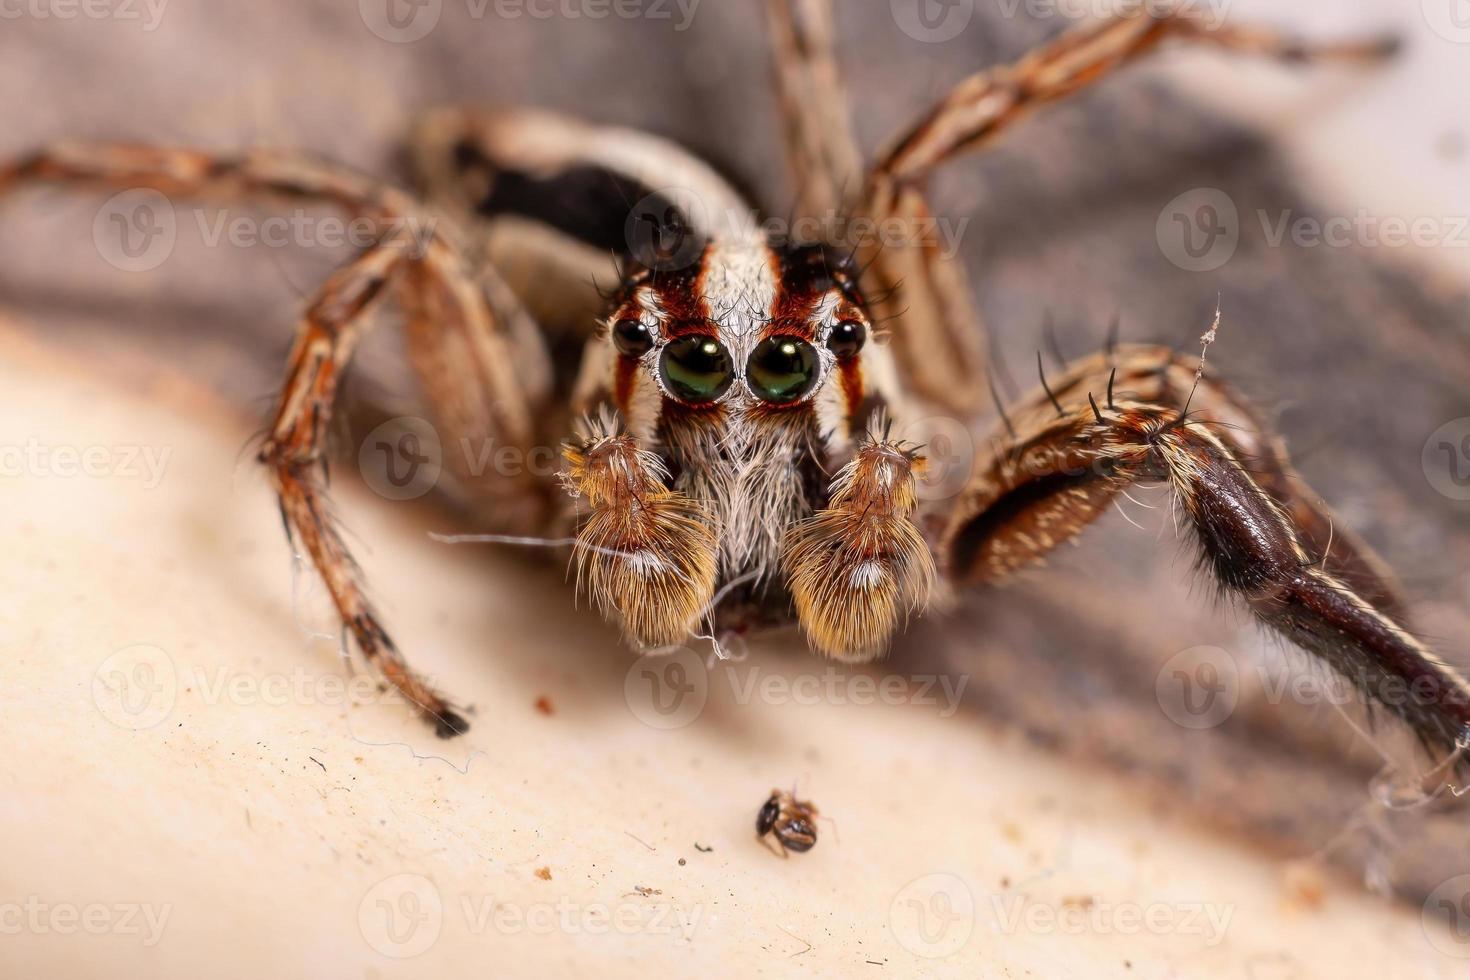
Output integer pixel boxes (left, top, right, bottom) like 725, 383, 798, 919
1, 333, 1465, 979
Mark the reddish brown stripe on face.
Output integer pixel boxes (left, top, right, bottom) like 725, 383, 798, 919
652, 254, 709, 321
612, 353, 639, 415
837, 357, 864, 421
765, 249, 829, 343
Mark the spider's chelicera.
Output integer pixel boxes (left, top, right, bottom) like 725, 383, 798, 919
5, 3, 1466, 769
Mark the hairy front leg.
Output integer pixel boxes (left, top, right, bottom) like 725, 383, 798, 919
781, 427, 936, 661
561, 414, 718, 650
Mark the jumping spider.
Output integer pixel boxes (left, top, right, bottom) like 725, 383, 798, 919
757, 789, 819, 857
5, 3, 1467, 765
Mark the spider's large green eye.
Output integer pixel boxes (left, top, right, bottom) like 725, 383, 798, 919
747, 336, 819, 404
659, 335, 734, 403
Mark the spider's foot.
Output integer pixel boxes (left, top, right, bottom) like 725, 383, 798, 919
432, 708, 471, 739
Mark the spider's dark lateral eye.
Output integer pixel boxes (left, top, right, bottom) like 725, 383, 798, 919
747, 336, 819, 404
659, 335, 734, 403
826, 319, 866, 359
611, 318, 654, 357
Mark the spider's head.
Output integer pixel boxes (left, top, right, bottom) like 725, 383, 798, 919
592, 234, 879, 594
600, 238, 872, 441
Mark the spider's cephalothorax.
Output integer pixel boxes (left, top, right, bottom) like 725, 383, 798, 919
562, 229, 933, 657
5, 2, 1469, 770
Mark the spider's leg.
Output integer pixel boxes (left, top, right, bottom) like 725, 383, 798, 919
938, 369, 1470, 761
762, 0, 988, 418
0, 143, 420, 216
560, 413, 718, 650
781, 426, 936, 661
257, 234, 459, 734
1014, 344, 1413, 622
872, 5, 1396, 185
1, 143, 556, 734
858, 4, 1394, 415
764, 0, 863, 219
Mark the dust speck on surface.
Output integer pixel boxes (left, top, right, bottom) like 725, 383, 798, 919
535, 866, 552, 881
1283, 860, 1326, 911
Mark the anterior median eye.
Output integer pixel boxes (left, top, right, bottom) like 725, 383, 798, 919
659, 335, 734, 403
747, 336, 819, 404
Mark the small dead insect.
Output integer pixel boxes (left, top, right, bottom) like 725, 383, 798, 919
3, 2, 1467, 772
757, 789, 819, 856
